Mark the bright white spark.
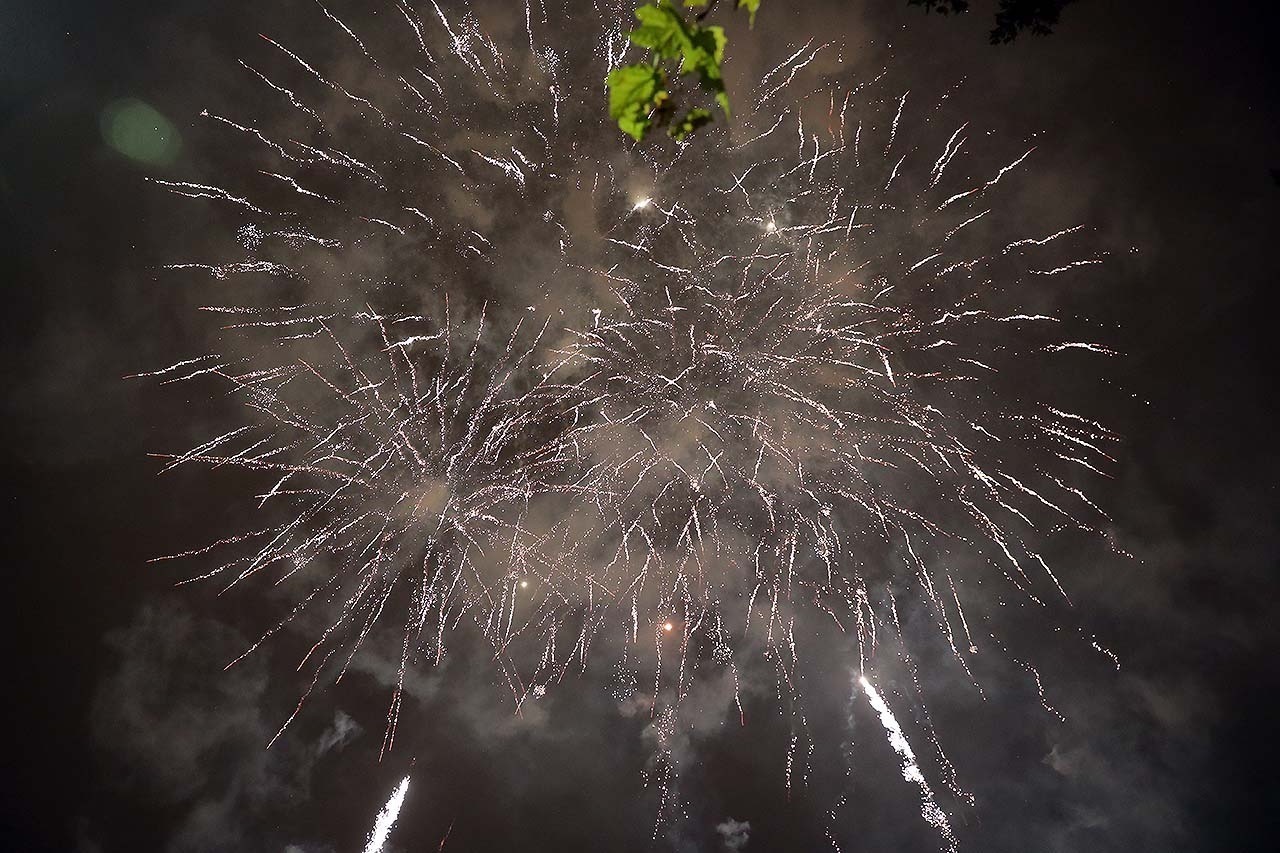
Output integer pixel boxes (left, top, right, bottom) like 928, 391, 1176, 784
859, 676, 957, 852
362, 776, 410, 853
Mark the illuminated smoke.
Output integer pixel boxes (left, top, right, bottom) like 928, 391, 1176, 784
141, 0, 1116, 840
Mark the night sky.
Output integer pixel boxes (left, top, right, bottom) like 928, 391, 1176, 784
4, 1, 1280, 851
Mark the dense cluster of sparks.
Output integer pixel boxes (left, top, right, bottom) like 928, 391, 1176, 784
141, 0, 1117, 845
362, 776, 410, 853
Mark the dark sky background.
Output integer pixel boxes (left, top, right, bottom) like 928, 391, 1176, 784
3, 0, 1280, 851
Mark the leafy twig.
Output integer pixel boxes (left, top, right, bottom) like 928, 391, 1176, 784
606, 0, 760, 143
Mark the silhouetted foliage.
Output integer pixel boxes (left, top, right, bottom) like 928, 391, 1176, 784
909, 0, 1079, 44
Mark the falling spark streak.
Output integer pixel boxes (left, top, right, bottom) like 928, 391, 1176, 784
361, 776, 410, 853
859, 676, 957, 852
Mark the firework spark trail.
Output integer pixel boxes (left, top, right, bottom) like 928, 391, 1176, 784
362, 776, 411, 853
860, 676, 957, 852
143, 0, 1119, 841
146, 302, 591, 749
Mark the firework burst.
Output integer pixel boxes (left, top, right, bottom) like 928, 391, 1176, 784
143, 0, 1118, 844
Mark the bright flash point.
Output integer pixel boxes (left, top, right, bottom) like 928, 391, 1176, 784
765, 220, 777, 232
663, 622, 674, 632
632, 197, 651, 211
520, 580, 528, 588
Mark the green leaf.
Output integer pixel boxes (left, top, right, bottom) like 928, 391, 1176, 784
677, 23, 729, 117
737, 0, 760, 26
715, 89, 731, 118
668, 107, 712, 141
682, 23, 726, 74
612, 0, 736, 140
607, 63, 666, 141
630, 2, 689, 60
